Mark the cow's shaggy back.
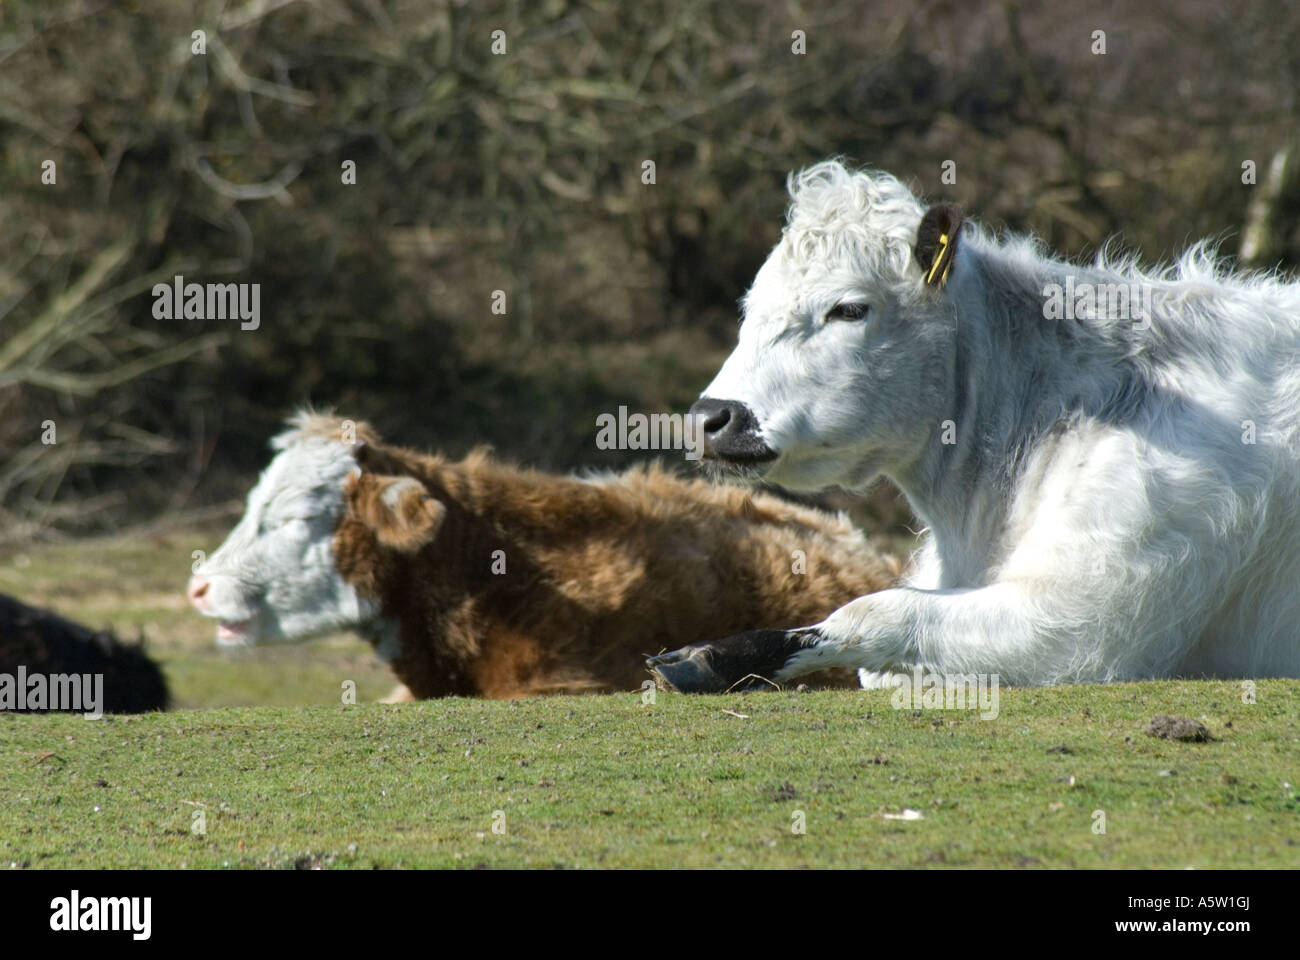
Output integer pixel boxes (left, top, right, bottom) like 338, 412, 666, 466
337, 435, 899, 696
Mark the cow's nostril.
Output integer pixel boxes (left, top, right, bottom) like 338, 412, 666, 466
689, 397, 737, 437
188, 577, 210, 604
702, 406, 731, 435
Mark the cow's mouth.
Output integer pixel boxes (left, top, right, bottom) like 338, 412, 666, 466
216, 619, 255, 645
705, 445, 779, 466
700, 453, 776, 483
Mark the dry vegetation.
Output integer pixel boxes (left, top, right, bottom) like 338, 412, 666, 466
2, 0, 1299, 541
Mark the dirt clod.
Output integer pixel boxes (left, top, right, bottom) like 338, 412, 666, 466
1144, 715, 1212, 742
770, 781, 798, 802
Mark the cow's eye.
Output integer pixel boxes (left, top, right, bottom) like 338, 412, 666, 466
826, 302, 869, 322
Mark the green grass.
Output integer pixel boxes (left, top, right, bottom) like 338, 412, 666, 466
3, 684, 1298, 868
1, 530, 1297, 868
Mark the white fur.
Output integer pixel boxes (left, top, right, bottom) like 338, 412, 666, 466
705, 160, 1300, 683
193, 419, 377, 645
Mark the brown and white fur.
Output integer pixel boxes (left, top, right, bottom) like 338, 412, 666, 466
189, 413, 902, 699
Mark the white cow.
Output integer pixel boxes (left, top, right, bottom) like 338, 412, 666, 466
648, 160, 1300, 691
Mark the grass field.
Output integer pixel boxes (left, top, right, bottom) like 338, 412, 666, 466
2, 530, 1298, 869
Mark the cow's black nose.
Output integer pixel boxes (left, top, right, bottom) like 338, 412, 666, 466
688, 397, 778, 463
693, 397, 733, 436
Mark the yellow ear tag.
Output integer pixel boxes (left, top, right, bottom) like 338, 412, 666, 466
926, 232, 950, 285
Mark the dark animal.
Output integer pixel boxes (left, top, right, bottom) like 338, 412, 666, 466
0, 594, 169, 713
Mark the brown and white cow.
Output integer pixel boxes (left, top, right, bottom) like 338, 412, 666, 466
188, 413, 901, 699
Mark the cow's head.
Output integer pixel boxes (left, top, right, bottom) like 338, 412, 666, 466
691, 161, 967, 492
187, 413, 432, 646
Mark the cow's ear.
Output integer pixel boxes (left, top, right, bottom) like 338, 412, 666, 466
914, 203, 964, 289
350, 439, 406, 475
345, 473, 446, 553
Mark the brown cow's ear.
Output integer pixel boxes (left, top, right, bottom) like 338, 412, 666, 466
346, 473, 446, 553
350, 440, 407, 475
914, 203, 964, 289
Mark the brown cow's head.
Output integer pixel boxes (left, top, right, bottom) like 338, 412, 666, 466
188, 412, 392, 646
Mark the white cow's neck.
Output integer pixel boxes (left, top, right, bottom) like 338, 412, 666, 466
889, 254, 1135, 589
892, 437, 1008, 590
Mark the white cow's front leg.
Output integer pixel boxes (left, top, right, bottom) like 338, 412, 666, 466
648, 584, 1058, 693
783, 584, 1082, 685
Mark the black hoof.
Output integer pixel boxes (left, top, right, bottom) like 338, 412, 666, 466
646, 628, 820, 694
646, 645, 734, 694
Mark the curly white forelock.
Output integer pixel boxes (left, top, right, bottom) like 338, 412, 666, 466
779, 161, 927, 280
